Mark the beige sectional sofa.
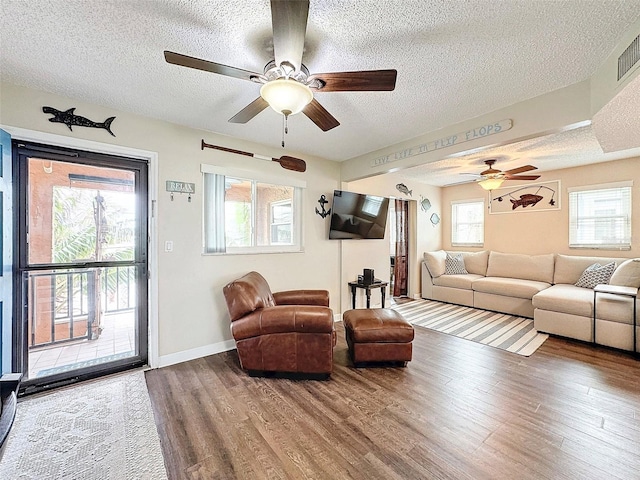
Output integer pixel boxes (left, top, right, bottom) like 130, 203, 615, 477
421, 250, 640, 352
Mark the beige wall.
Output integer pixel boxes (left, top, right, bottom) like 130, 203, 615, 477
1, 82, 342, 364
344, 173, 442, 311
441, 157, 640, 258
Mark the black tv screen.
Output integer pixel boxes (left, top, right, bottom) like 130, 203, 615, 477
329, 190, 390, 239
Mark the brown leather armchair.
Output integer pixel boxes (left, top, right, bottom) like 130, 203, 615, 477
223, 272, 336, 376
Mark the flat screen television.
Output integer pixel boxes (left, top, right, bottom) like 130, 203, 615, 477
329, 190, 390, 239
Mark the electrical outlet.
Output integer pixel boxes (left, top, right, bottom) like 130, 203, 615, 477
164, 240, 173, 252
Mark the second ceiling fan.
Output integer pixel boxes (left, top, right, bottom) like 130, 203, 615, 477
164, 0, 397, 134
469, 159, 540, 190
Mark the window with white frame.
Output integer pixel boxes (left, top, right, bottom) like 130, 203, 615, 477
202, 165, 304, 254
451, 199, 484, 247
569, 182, 632, 250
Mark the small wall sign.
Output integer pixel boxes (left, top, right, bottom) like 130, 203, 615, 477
166, 180, 195, 194
371, 119, 513, 168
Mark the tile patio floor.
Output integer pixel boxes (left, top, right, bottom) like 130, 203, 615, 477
28, 310, 135, 379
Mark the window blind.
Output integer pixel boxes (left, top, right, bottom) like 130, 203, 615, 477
569, 185, 632, 249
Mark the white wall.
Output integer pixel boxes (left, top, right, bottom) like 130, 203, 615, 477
0, 82, 342, 366
343, 173, 441, 311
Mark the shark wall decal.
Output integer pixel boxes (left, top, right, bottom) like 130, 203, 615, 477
43, 106, 116, 136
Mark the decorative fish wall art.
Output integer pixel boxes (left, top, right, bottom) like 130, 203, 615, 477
489, 181, 560, 214
419, 195, 432, 212
395, 183, 412, 196
42, 106, 116, 137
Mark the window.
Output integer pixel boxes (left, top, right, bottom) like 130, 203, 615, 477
202, 165, 304, 254
451, 199, 484, 247
569, 182, 632, 250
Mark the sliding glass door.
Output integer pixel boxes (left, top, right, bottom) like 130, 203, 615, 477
14, 141, 148, 393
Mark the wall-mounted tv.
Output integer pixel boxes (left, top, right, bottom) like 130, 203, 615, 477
329, 190, 390, 239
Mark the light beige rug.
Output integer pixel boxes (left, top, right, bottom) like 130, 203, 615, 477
0, 370, 167, 479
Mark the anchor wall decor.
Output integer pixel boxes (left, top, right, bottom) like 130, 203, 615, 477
315, 195, 331, 218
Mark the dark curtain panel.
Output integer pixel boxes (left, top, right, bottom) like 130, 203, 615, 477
393, 199, 409, 297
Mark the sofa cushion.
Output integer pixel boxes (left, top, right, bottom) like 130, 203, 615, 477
575, 262, 616, 289
533, 284, 638, 324
486, 252, 555, 283
445, 253, 468, 275
553, 254, 625, 285
532, 284, 593, 317
609, 259, 640, 288
424, 250, 447, 278
460, 250, 489, 276
433, 274, 484, 290
472, 277, 551, 300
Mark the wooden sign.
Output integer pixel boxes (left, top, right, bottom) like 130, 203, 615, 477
371, 119, 512, 167
166, 180, 195, 194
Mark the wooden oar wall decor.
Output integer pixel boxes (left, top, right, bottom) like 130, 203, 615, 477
201, 140, 306, 172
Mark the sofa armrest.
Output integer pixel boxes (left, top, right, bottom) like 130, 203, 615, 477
231, 305, 334, 341
273, 290, 329, 307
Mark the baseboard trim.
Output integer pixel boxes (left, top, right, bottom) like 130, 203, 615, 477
157, 339, 236, 368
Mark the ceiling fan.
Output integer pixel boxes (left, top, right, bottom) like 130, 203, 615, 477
466, 159, 540, 190
164, 0, 396, 139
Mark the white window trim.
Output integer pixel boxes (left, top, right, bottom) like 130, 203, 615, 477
451, 198, 485, 247
201, 164, 305, 255
568, 181, 632, 250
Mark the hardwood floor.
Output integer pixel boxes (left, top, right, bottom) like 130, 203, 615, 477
146, 322, 640, 480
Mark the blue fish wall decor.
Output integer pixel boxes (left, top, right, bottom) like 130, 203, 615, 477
43, 106, 116, 137
396, 183, 412, 196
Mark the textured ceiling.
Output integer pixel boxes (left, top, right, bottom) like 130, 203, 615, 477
394, 125, 640, 187
1, 0, 640, 163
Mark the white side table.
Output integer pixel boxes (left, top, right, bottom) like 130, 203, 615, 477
593, 284, 638, 354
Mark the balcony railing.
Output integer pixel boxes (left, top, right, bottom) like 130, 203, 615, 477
28, 266, 136, 349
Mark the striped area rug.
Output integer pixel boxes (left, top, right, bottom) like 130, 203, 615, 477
391, 299, 549, 356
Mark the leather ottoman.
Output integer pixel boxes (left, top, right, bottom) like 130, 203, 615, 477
343, 308, 414, 366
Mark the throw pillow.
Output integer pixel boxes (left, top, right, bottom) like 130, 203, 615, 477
575, 262, 617, 289
445, 253, 468, 275
609, 259, 640, 288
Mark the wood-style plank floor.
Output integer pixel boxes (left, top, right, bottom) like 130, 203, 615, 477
145, 321, 640, 480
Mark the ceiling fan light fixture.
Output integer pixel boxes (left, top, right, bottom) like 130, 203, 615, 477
478, 177, 505, 190
260, 79, 313, 116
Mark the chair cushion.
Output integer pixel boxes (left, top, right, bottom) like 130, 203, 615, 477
473, 277, 551, 299
533, 284, 637, 324
433, 274, 484, 290
609, 259, 640, 288
553, 254, 624, 285
486, 252, 555, 283
460, 250, 490, 276
223, 271, 275, 321
424, 250, 446, 278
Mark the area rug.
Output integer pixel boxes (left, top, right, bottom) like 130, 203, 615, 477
391, 299, 549, 356
0, 370, 167, 480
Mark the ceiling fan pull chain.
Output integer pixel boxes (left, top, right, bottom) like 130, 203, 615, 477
282, 114, 285, 148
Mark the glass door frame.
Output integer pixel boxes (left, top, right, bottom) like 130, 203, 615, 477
13, 140, 149, 394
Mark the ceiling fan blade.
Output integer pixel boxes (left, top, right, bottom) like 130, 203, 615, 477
270, 0, 309, 72
164, 51, 260, 81
504, 165, 537, 175
303, 99, 340, 131
229, 97, 270, 124
310, 70, 397, 92
504, 175, 541, 181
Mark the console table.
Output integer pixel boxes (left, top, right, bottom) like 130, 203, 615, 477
593, 284, 638, 354
348, 281, 388, 309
